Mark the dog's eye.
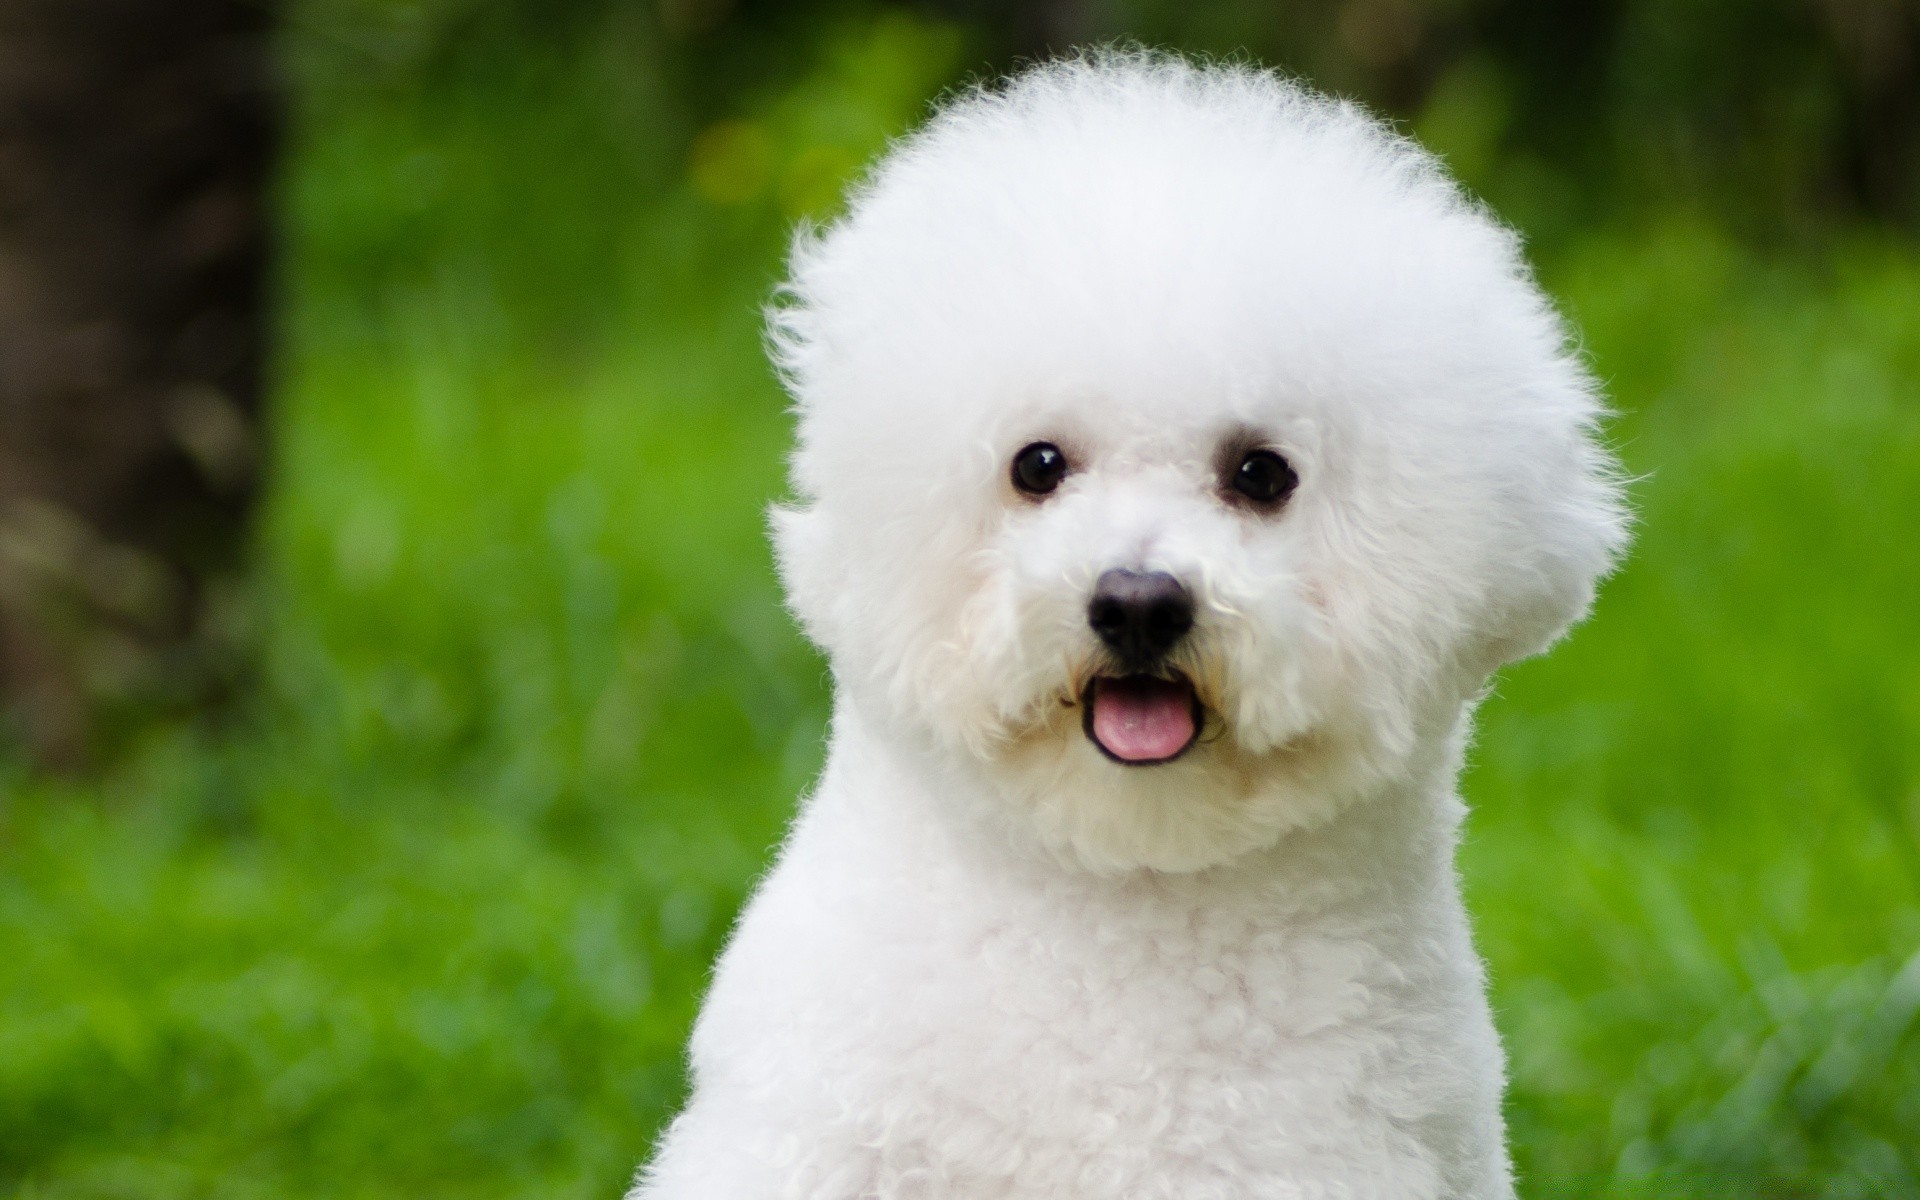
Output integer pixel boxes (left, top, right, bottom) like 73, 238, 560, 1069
1012, 442, 1068, 496
1230, 449, 1298, 507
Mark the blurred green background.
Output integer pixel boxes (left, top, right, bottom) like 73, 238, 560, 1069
3, 0, 1919, 1196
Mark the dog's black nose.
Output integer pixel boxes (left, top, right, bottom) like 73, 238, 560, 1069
1088, 569, 1193, 666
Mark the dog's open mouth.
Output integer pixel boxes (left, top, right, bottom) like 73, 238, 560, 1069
1082, 674, 1202, 765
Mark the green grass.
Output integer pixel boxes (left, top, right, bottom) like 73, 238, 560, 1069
3, 10, 1917, 1198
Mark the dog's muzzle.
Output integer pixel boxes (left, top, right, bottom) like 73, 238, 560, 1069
1083, 569, 1201, 764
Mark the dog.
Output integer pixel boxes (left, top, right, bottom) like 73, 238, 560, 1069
633, 52, 1627, 1200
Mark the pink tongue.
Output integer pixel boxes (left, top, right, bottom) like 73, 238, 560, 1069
1090, 677, 1197, 763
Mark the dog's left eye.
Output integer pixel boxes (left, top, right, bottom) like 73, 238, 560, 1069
1230, 449, 1298, 507
1012, 442, 1069, 496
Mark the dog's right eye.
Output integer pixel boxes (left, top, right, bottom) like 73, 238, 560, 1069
1229, 448, 1298, 508
1012, 442, 1068, 496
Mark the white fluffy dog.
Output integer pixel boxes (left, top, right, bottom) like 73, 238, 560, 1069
635, 53, 1627, 1200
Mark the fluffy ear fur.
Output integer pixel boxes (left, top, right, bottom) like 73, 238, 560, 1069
1483, 465, 1629, 677
1455, 407, 1631, 686
768, 502, 834, 654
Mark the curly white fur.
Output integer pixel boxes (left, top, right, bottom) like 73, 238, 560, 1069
633, 51, 1628, 1200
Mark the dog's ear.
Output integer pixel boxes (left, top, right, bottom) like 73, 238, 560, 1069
768, 502, 839, 655
1461, 444, 1631, 681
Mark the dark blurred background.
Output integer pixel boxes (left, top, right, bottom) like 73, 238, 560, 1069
1, 2, 1917, 1197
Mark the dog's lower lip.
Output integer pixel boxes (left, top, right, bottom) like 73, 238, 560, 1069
1082, 674, 1203, 765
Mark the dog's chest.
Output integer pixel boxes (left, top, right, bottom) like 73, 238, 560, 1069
704, 821, 1459, 1195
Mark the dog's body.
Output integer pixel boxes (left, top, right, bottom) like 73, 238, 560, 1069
635, 54, 1626, 1200
640, 713, 1507, 1198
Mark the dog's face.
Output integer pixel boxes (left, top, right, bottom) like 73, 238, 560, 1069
770, 60, 1628, 872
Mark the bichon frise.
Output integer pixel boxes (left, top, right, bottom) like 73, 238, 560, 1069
635, 52, 1627, 1200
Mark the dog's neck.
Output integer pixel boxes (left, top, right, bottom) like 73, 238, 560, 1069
814, 695, 1472, 926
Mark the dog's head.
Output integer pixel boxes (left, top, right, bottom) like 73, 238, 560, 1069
769, 55, 1628, 872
